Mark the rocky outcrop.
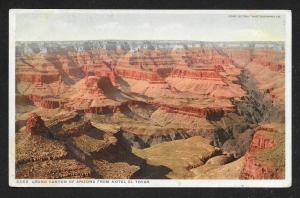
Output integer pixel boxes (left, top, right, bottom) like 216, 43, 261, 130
241, 153, 284, 179
192, 156, 245, 179
240, 124, 285, 179
82, 64, 117, 85
70, 97, 227, 119
170, 68, 221, 80
16, 159, 92, 179
26, 113, 48, 135
62, 76, 113, 112
121, 129, 191, 148
205, 154, 234, 166
159, 105, 225, 119
84, 76, 105, 95
47, 112, 81, 129
85, 100, 151, 114
250, 133, 276, 149
58, 120, 93, 138
248, 125, 278, 150
17, 112, 142, 179
26, 95, 61, 109
39, 99, 61, 109
16, 125, 92, 179
115, 68, 166, 83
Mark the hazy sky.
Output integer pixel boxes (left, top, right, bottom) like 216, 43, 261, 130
14, 11, 287, 41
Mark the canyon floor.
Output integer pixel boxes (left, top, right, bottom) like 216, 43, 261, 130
15, 41, 285, 179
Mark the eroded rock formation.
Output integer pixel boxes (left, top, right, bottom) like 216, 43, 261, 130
240, 124, 285, 179
26, 113, 48, 135
15, 41, 285, 179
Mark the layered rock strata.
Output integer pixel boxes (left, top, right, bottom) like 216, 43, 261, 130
15, 41, 285, 179
240, 123, 285, 179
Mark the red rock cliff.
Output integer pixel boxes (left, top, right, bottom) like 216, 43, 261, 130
240, 124, 285, 179
115, 68, 166, 83
26, 113, 48, 135
170, 68, 222, 80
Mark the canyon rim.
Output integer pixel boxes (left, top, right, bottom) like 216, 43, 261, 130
9, 10, 292, 187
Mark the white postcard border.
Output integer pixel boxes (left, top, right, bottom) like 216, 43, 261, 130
9, 9, 292, 188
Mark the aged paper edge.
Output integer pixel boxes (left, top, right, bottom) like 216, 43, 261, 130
8, 9, 292, 188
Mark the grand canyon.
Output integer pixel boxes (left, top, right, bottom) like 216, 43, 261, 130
15, 40, 285, 179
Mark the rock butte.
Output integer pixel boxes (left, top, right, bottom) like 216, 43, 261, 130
240, 123, 285, 179
15, 41, 285, 179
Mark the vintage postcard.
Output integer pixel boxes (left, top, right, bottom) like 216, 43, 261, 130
9, 10, 291, 187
